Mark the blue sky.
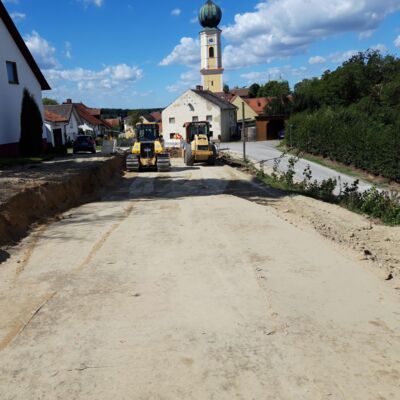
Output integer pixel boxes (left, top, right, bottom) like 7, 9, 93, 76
3, 0, 400, 109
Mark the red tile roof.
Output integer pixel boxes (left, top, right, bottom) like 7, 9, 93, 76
45, 109, 68, 123
244, 98, 271, 115
75, 103, 109, 127
104, 118, 121, 127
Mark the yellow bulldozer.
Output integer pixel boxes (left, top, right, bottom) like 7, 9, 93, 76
126, 123, 170, 172
183, 121, 217, 166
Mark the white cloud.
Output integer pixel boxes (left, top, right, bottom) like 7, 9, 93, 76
64, 41, 72, 59
159, 37, 200, 67
329, 49, 359, 63
83, 0, 103, 6
309, 56, 327, 65
221, 0, 400, 69
45, 64, 143, 84
166, 69, 199, 93
10, 12, 26, 22
171, 8, 181, 16
190, 17, 198, 24
371, 43, 387, 53
241, 65, 309, 84
394, 35, 400, 48
24, 31, 59, 69
359, 29, 375, 39
44, 64, 143, 106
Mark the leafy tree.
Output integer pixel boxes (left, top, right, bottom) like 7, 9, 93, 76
287, 50, 400, 181
248, 83, 260, 98
258, 80, 290, 98
42, 97, 59, 105
20, 89, 43, 156
127, 110, 142, 127
223, 84, 230, 93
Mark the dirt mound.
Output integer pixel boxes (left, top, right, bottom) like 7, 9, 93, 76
0, 156, 124, 247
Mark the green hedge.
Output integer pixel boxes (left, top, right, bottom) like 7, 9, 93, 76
288, 106, 400, 182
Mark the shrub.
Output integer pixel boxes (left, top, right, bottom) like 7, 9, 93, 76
19, 89, 43, 156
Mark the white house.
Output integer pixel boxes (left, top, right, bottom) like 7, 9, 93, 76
0, 1, 50, 156
162, 88, 237, 142
44, 104, 82, 145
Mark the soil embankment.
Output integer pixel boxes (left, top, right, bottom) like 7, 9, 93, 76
0, 155, 124, 247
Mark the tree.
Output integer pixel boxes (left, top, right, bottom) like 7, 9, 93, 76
223, 84, 230, 93
20, 89, 44, 156
258, 80, 290, 98
42, 97, 59, 105
127, 110, 142, 127
248, 83, 260, 98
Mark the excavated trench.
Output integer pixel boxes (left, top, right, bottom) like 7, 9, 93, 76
0, 155, 124, 248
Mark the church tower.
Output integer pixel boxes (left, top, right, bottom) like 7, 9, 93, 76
199, 0, 224, 93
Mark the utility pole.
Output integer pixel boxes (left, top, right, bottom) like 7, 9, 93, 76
242, 102, 246, 162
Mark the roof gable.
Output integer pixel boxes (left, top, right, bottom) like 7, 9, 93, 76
191, 89, 237, 111
0, 2, 50, 90
244, 98, 270, 115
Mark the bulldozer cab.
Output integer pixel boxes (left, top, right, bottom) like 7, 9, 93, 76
185, 122, 212, 143
135, 123, 159, 142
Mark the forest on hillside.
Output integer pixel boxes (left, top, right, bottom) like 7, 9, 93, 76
252, 50, 400, 182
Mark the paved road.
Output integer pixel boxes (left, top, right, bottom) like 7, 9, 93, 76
0, 160, 399, 399
222, 141, 372, 193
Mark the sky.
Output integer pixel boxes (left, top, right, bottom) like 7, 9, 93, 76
3, 0, 400, 109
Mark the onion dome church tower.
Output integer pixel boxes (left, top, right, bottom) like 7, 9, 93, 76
199, 0, 224, 93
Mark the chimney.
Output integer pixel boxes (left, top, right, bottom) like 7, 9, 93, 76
65, 99, 72, 104
196, 85, 203, 91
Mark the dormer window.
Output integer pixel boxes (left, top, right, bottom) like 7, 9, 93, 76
6, 61, 19, 84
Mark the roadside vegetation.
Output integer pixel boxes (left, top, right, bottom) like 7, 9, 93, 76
249, 50, 400, 183
225, 154, 400, 226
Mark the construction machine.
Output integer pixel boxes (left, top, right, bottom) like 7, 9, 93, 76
126, 123, 170, 172
183, 121, 217, 166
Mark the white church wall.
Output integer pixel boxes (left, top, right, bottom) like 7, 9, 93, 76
162, 90, 223, 140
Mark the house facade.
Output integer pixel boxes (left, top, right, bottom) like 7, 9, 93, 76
0, 2, 50, 156
162, 88, 237, 142
44, 104, 82, 144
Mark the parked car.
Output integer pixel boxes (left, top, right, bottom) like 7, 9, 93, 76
73, 135, 96, 154
278, 129, 285, 140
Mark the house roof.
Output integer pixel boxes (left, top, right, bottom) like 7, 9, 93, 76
0, 2, 50, 90
75, 103, 108, 127
86, 108, 102, 117
244, 97, 270, 115
141, 113, 157, 123
150, 111, 162, 122
230, 88, 250, 98
44, 109, 68, 123
44, 104, 74, 122
104, 118, 121, 127
192, 89, 237, 111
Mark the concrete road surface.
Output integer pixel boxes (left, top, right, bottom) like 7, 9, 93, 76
0, 160, 399, 399
222, 141, 372, 193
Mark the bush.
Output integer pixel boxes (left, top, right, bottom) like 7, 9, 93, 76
258, 156, 400, 225
19, 88, 43, 156
287, 50, 400, 182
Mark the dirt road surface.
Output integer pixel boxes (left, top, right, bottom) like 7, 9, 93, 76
1, 160, 399, 399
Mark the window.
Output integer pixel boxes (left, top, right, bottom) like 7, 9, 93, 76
188, 103, 194, 111
6, 61, 19, 84
211, 81, 214, 86
169, 117, 175, 124
192, 116, 199, 122
206, 115, 213, 122
209, 47, 215, 58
